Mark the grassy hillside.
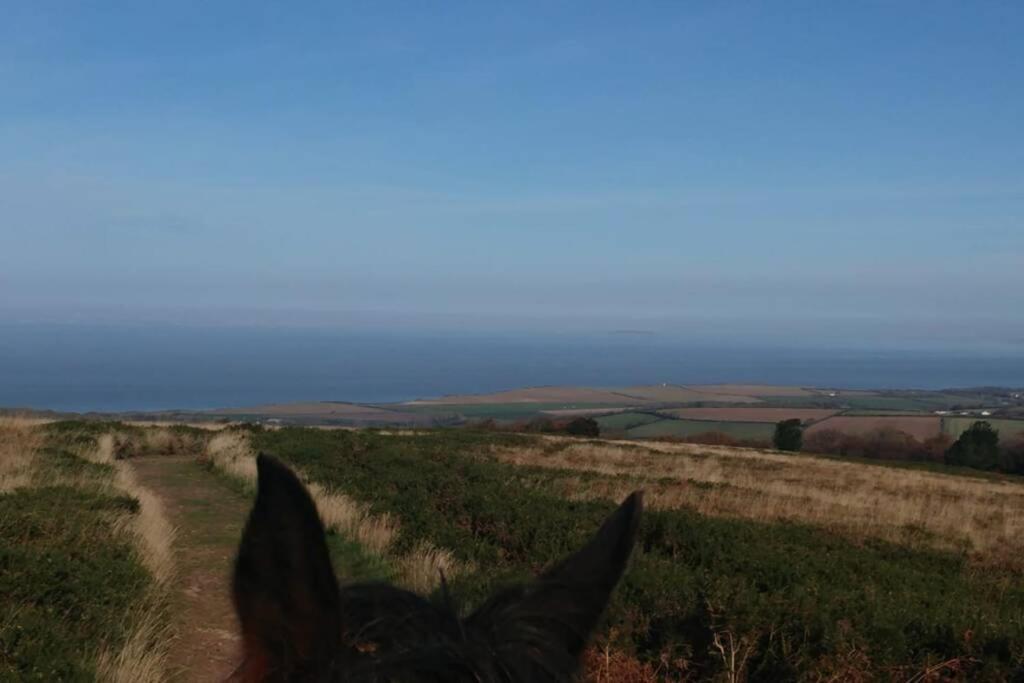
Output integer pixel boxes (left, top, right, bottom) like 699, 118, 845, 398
246, 427, 1024, 680
0, 420, 161, 680
10, 419, 1022, 680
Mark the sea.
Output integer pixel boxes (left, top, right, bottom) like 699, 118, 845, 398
2, 323, 1023, 413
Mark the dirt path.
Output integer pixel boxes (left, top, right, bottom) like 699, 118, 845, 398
131, 456, 249, 682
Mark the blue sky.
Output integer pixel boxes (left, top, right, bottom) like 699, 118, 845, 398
2, 2, 1023, 348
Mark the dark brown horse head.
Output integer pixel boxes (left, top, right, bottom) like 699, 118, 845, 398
232, 454, 642, 682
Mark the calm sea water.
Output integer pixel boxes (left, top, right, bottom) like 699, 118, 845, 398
2, 323, 1023, 413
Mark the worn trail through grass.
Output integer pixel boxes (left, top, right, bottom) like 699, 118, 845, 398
131, 455, 248, 682
130, 452, 395, 681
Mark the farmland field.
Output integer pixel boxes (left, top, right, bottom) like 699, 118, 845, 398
614, 384, 763, 403
403, 386, 646, 405
626, 418, 775, 441
807, 415, 942, 441
594, 411, 664, 432
403, 402, 630, 420
755, 394, 963, 412
540, 407, 633, 417
944, 417, 1024, 440
210, 401, 437, 425
661, 407, 837, 423
686, 383, 816, 397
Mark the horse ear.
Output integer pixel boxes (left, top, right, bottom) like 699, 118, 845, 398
467, 492, 643, 679
232, 454, 342, 681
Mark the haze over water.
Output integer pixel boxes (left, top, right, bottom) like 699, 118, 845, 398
3, 322, 1023, 413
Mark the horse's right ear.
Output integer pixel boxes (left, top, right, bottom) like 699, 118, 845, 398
232, 454, 342, 681
467, 492, 643, 679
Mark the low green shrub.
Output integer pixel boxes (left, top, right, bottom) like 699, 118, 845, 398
0, 486, 149, 680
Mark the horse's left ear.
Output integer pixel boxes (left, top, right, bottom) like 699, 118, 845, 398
232, 454, 342, 681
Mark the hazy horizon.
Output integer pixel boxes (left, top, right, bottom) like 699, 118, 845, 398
2, 321, 1023, 413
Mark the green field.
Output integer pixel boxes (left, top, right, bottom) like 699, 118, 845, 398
245, 427, 1024, 680
594, 411, 663, 432
757, 393, 992, 412
626, 418, 775, 441
943, 417, 1024, 440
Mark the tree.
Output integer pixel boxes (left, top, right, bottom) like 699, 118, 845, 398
773, 419, 803, 452
1001, 439, 1024, 475
919, 433, 954, 463
565, 417, 600, 438
945, 421, 1000, 470
803, 428, 844, 455
861, 427, 918, 461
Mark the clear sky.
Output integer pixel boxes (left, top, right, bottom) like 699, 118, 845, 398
3, 2, 1023, 349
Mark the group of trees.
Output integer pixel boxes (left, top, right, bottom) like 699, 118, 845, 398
772, 418, 1024, 475
802, 427, 953, 462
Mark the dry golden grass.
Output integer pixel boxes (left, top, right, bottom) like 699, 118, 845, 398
0, 417, 43, 492
203, 431, 258, 485
76, 426, 210, 463
113, 465, 176, 586
95, 605, 172, 683
202, 431, 463, 591
396, 541, 465, 595
76, 429, 177, 681
305, 480, 398, 556
494, 437, 1024, 565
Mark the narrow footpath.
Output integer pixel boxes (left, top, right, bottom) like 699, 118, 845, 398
131, 455, 249, 682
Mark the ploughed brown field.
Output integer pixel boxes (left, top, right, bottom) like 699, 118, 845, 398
807, 415, 942, 441
662, 407, 838, 423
